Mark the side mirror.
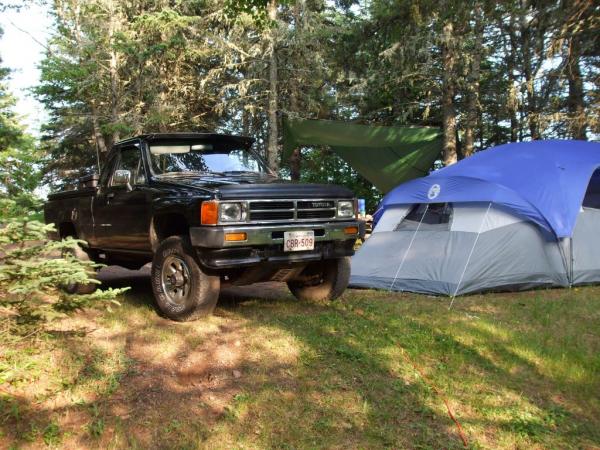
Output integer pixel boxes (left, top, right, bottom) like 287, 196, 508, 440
113, 169, 132, 190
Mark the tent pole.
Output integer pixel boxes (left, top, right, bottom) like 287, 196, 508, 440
449, 202, 492, 309
555, 237, 573, 288
569, 234, 575, 287
568, 237, 574, 287
390, 204, 429, 291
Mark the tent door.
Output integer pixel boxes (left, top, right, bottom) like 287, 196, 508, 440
449, 202, 492, 307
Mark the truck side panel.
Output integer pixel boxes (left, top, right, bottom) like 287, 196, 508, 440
44, 191, 94, 242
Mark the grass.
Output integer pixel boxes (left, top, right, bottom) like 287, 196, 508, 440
1, 275, 599, 449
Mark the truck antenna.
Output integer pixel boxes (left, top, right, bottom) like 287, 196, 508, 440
94, 138, 102, 173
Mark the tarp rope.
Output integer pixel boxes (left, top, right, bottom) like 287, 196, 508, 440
390, 204, 429, 291
449, 202, 492, 308
397, 345, 469, 447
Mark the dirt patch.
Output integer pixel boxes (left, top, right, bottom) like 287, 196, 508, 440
1, 265, 301, 449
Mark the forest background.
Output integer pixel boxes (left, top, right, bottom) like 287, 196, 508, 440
1, 0, 598, 212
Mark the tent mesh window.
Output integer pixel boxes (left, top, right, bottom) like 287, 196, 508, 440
583, 169, 600, 210
395, 203, 453, 231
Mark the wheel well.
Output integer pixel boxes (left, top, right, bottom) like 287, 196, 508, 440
151, 214, 190, 248
58, 222, 77, 238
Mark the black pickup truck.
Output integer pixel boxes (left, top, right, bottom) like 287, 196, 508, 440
45, 133, 363, 321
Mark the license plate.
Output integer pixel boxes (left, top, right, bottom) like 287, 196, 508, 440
284, 231, 315, 252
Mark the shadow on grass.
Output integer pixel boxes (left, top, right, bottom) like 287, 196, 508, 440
217, 283, 600, 448
2, 266, 599, 449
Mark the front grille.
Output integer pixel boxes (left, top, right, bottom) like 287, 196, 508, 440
298, 210, 336, 219
250, 211, 295, 221
246, 199, 347, 223
250, 201, 294, 210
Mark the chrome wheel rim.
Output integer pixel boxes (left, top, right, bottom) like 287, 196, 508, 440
161, 255, 191, 305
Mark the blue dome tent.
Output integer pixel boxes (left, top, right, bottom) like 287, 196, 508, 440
351, 140, 600, 296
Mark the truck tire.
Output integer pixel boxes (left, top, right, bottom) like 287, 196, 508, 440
62, 244, 98, 295
287, 257, 351, 302
151, 235, 220, 321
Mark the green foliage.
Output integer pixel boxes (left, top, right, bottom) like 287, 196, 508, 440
35, 0, 229, 183
0, 43, 127, 331
0, 206, 126, 328
0, 34, 42, 198
0, 138, 42, 196
295, 148, 382, 212
30, 1, 600, 205
224, 0, 292, 26
42, 421, 61, 446
0, 194, 41, 220
337, 0, 598, 144
0, 30, 44, 197
0, 63, 25, 153
87, 403, 105, 439
224, 0, 270, 24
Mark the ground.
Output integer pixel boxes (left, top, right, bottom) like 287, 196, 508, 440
1, 266, 599, 449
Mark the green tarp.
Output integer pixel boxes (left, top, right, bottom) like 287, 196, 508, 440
282, 117, 443, 193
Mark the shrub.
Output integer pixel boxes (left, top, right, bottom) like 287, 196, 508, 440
0, 197, 127, 332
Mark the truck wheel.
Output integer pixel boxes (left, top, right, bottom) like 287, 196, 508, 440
287, 257, 351, 302
151, 235, 220, 321
62, 244, 98, 295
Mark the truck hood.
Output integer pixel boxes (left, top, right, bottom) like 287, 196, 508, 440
155, 175, 354, 199
216, 183, 354, 199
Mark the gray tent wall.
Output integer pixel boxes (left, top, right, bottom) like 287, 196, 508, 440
572, 207, 600, 284
350, 202, 575, 295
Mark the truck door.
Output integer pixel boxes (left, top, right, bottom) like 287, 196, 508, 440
92, 143, 152, 251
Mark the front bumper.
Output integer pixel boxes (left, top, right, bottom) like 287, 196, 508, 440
190, 221, 364, 269
189, 221, 364, 248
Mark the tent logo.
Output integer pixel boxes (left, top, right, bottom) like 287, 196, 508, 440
427, 184, 441, 200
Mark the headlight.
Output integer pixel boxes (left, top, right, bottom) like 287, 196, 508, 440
219, 202, 247, 222
337, 200, 354, 218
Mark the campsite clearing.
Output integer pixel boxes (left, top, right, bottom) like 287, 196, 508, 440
1, 268, 599, 449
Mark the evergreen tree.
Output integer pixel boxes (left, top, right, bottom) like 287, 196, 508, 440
32, 0, 599, 207
0, 29, 126, 331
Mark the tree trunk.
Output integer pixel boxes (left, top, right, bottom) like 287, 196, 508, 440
289, 149, 301, 181
108, 0, 121, 145
520, 7, 541, 140
90, 104, 108, 155
508, 25, 519, 142
501, 15, 520, 142
242, 108, 251, 136
566, 37, 587, 140
287, 0, 304, 181
442, 21, 457, 166
266, 0, 279, 172
464, 5, 483, 158
58, 0, 110, 156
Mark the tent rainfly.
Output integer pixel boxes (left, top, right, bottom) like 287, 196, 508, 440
350, 140, 600, 296
282, 117, 442, 193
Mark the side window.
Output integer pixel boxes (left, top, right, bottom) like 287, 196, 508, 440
395, 203, 453, 231
112, 145, 146, 186
583, 169, 600, 210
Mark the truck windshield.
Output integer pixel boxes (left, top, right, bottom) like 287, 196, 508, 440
149, 141, 271, 176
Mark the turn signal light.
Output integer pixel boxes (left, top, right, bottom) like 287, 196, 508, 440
201, 201, 218, 225
225, 232, 247, 242
344, 226, 359, 235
